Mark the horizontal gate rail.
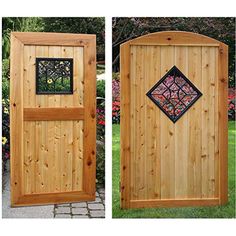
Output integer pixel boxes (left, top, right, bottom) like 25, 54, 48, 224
24, 108, 84, 121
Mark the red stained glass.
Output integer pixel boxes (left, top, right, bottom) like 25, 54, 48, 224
146, 66, 202, 123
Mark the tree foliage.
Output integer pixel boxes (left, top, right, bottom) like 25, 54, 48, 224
112, 17, 235, 87
2, 17, 105, 61
42, 17, 105, 58
2, 17, 44, 59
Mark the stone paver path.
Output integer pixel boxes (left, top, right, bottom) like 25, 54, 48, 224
54, 189, 105, 218
2, 160, 105, 219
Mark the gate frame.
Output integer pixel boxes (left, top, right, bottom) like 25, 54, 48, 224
10, 32, 96, 206
120, 31, 228, 209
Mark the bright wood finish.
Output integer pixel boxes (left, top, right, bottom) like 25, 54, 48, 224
24, 108, 84, 120
10, 34, 24, 204
12, 32, 95, 46
120, 43, 131, 208
120, 31, 228, 209
10, 32, 96, 206
83, 38, 97, 196
128, 31, 221, 46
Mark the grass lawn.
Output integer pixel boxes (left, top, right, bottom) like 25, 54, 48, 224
112, 121, 235, 218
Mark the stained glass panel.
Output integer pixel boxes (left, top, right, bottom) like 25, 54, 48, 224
146, 65, 202, 123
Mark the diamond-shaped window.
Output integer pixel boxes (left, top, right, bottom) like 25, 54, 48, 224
146, 65, 202, 123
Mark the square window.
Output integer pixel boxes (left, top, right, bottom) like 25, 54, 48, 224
36, 58, 73, 94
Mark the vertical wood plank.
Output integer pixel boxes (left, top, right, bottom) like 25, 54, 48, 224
10, 34, 24, 205
153, 46, 161, 199
188, 46, 202, 198
214, 49, 219, 198
130, 45, 137, 199
144, 46, 161, 199
201, 46, 210, 198
49, 46, 61, 193
208, 47, 216, 197
73, 47, 84, 107
35, 46, 49, 193
120, 42, 131, 208
134, 46, 142, 200
72, 47, 84, 191
160, 46, 175, 199
174, 46, 189, 198
61, 46, 74, 192
23, 46, 36, 194
145, 46, 155, 199
83, 37, 96, 196
137, 46, 146, 199
35, 46, 49, 108
218, 43, 228, 204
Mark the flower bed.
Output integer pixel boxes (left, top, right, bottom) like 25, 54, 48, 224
2, 98, 10, 171
112, 73, 120, 124
228, 88, 235, 120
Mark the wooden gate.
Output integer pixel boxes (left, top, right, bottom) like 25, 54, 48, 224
10, 32, 96, 206
120, 31, 228, 209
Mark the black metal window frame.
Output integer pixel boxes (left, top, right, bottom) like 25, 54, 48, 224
36, 57, 74, 95
146, 65, 202, 123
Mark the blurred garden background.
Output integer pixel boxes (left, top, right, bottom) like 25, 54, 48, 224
2, 17, 105, 189
112, 17, 235, 218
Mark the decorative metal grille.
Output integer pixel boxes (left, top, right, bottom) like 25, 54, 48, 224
146, 65, 202, 123
36, 58, 73, 94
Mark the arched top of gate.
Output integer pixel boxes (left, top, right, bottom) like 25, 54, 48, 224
121, 31, 227, 47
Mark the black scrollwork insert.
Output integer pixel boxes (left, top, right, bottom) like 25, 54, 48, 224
36, 58, 73, 94
146, 65, 202, 123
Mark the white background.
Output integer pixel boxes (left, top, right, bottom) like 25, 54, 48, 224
0, 0, 235, 235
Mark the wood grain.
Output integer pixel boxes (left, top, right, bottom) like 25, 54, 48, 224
11, 33, 96, 206
129, 198, 220, 208
72, 47, 84, 191
24, 108, 84, 120
120, 31, 228, 209
120, 42, 131, 208
10, 34, 24, 206
23, 46, 36, 194
218, 43, 228, 204
174, 46, 188, 199
83, 37, 96, 197
188, 46, 202, 198
12, 32, 95, 47
129, 31, 221, 46
160, 46, 175, 199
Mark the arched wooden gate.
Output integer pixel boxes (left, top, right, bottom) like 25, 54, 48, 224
120, 31, 228, 208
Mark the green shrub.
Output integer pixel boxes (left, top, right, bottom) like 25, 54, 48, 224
96, 142, 105, 186
2, 59, 10, 100
97, 80, 105, 98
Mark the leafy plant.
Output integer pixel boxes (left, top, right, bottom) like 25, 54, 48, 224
97, 80, 105, 98
2, 17, 44, 59
96, 100, 105, 186
2, 99, 10, 174
96, 143, 105, 186
2, 59, 10, 100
